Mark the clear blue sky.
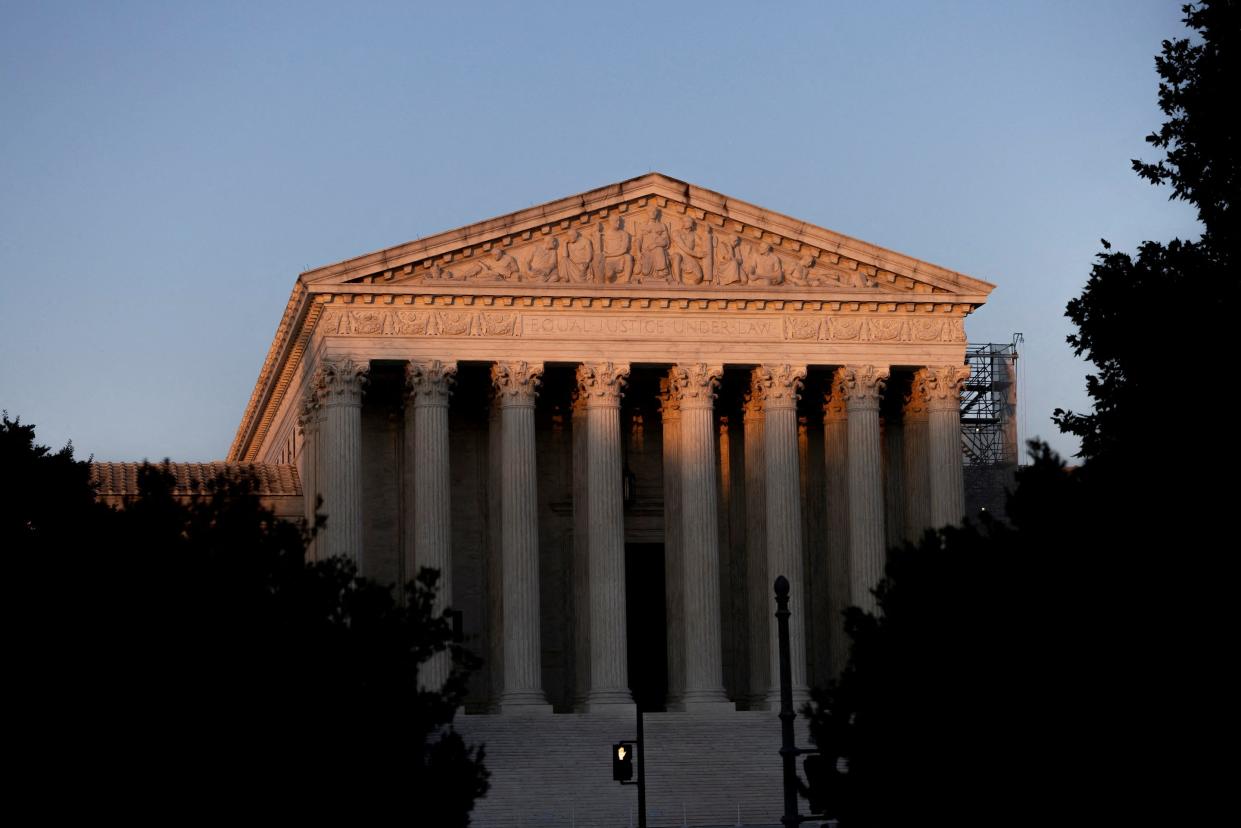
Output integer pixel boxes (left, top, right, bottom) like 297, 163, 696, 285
1, 0, 1200, 462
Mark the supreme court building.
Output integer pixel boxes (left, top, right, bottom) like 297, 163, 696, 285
227, 174, 993, 825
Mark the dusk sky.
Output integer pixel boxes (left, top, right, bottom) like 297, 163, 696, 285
1, 0, 1201, 462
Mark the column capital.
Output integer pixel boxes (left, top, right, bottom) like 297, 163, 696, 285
491, 361, 544, 406
750, 364, 807, 411
316, 357, 369, 405
667, 363, 723, 410
836, 365, 889, 412
298, 383, 323, 435
575, 362, 630, 407
822, 370, 850, 422
904, 370, 932, 421
405, 359, 457, 407
658, 377, 681, 421
917, 365, 972, 411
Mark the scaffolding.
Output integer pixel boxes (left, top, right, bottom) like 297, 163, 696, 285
962, 335, 1021, 466
961, 335, 1022, 515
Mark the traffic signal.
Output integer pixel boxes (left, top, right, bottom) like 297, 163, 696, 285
612, 741, 634, 782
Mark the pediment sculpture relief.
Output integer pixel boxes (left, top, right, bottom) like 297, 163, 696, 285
387, 204, 923, 293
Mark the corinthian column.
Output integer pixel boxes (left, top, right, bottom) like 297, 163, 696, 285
823, 374, 851, 678
492, 361, 551, 714
903, 373, 932, 542
742, 385, 768, 707
922, 365, 972, 527
668, 363, 733, 711
317, 357, 369, 565
838, 365, 889, 612
754, 364, 809, 708
659, 378, 685, 710
404, 359, 457, 692
571, 391, 591, 710
577, 362, 634, 709
297, 382, 323, 561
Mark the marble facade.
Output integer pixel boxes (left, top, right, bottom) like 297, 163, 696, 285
229, 174, 992, 823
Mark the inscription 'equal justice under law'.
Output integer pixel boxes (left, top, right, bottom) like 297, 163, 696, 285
522, 315, 779, 339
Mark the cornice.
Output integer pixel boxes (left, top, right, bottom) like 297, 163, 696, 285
227, 284, 320, 462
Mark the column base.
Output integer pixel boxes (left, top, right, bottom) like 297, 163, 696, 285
745, 695, 774, 712
680, 690, 736, 713
764, 688, 810, 709
586, 688, 634, 711
585, 699, 636, 716
498, 690, 553, 715
681, 699, 737, 713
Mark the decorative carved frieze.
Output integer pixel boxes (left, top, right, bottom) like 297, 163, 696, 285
320, 305, 966, 345
667, 363, 723, 409
405, 360, 457, 406
750, 364, 807, 410
575, 363, 630, 406
328, 309, 521, 337
491, 361, 544, 403
316, 357, 369, 404
837, 365, 889, 411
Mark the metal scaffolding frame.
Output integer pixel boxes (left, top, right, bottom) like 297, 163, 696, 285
962, 335, 1022, 468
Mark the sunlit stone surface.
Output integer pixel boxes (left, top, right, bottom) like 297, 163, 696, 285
225, 174, 992, 825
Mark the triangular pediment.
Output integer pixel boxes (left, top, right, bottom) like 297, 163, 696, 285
300, 173, 994, 300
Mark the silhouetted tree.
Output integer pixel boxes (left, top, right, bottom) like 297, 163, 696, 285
2, 413, 488, 824
803, 5, 1236, 823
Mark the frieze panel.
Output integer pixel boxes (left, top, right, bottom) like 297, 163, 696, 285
326, 309, 521, 337
320, 307, 963, 343
783, 316, 966, 343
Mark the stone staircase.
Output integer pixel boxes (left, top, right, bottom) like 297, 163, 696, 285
455, 710, 813, 827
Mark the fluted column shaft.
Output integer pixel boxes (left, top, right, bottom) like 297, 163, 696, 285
884, 417, 906, 546
924, 365, 971, 527
493, 361, 551, 713
902, 385, 931, 542
839, 365, 889, 613
823, 379, 851, 678
297, 385, 322, 561
742, 394, 768, 707
755, 365, 808, 708
317, 358, 368, 566
486, 400, 504, 709
571, 394, 591, 709
669, 364, 733, 711
660, 380, 685, 710
578, 363, 634, 709
405, 360, 457, 692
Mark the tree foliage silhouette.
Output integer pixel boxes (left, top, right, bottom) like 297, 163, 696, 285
802, 4, 1236, 824
3, 413, 488, 824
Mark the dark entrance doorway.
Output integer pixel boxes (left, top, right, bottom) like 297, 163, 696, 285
625, 543, 668, 711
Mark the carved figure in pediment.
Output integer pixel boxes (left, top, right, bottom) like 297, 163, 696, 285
423, 263, 457, 282
788, 253, 830, 287
749, 243, 785, 286
527, 237, 560, 282
713, 234, 745, 286
600, 216, 634, 284
561, 229, 596, 283
846, 268, 877, 289
636, 210, 672, 282
671, 216, 707, 286
479, 248, 521, 282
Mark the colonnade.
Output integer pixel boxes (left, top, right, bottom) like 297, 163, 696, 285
298, 357, 971, 712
